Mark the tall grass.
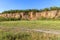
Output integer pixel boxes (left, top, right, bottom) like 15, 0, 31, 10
0, 30, 60, 40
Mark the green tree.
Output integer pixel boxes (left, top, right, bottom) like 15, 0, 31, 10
50, 6, 59, 10
43, 8, 49, 11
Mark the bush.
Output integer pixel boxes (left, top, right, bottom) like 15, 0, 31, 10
2, 32, 30, 40
0, 17, 22, 21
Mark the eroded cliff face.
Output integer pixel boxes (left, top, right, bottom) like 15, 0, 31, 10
0, 10, 60, 20
35, 10, 60, 19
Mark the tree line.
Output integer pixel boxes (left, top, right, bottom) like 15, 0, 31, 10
2, 6, 60, 14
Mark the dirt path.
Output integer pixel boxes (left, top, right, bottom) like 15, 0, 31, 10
0, 27, 60, 34
20, 28, 60, 34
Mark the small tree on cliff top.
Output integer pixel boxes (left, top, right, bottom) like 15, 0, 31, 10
50, 6, 59, 10
43, 8, 49, 11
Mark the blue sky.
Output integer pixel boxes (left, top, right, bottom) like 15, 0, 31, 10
0, 0, 60, 12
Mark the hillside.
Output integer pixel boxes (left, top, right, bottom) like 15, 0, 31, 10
0, 7, 60, 20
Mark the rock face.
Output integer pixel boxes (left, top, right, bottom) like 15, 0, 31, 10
0, 10, 60, 20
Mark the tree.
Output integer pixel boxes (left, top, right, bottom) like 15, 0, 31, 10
50, 6, 59, 10
43, 8, 49, 11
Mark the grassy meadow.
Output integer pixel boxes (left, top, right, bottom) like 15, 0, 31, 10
0, 20, 60, 40
0, 20, 60, 30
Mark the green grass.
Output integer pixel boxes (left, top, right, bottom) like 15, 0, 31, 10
0, 30, 60, 40
0, 20, 60, 30
0, 20, 60, 40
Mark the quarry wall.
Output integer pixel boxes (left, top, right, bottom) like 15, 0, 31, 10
0, 10, 60, 20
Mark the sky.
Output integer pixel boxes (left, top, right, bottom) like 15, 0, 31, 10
0, 0, 60, 12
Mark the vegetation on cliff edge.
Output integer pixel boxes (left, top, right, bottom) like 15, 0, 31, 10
2, 6, 60, 14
